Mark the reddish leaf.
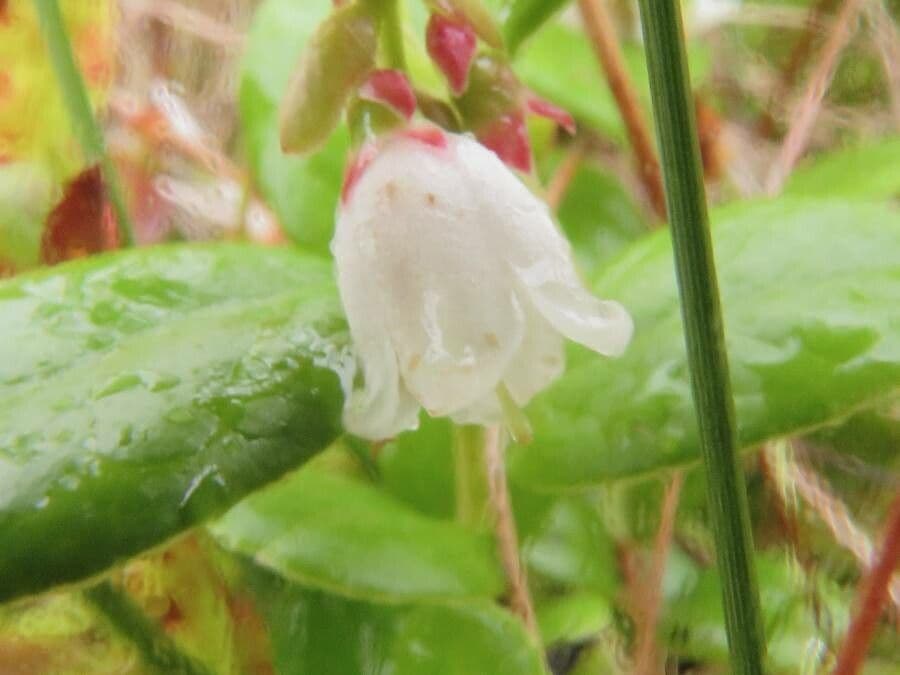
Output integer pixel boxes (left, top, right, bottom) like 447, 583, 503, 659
426, 13, 477, 95
41, 166, 118, 265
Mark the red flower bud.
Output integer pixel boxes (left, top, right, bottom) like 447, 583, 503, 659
426, 14, 477, 96
526, 96, 576, 135
358, 69, 417, 120
476, 112, 531, 173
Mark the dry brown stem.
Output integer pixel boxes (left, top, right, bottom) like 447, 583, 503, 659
545, 145, 584, 211
771, 443, 900, 611
756, 0, 839, 137
765, 0, 867, 194
633, 471, 684, 675
122, 0, 245, 48
576, 0, 667, 221
483, 425, 539, 639
832, 493, 900, 675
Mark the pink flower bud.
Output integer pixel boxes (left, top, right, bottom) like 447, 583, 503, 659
401, 125, 448, 149
358, 69, 417, 120
426, 13, 477, 96
526, 96, 576, 135
477, 112, 532, 173
341, 142, 378, 204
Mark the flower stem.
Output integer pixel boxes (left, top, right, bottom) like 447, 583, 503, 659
496, 384, 533, 445
453, 425, 491, 529
483, 424, 539, 639
453, 425, 539, 640
380, 0, 406, 70
86, 580, 211, 675
33, 0, 135, 246
635, 2, 766, 674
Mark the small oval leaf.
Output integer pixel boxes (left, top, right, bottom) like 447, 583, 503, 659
212, 468, 506, 602
279, 2, 377, 155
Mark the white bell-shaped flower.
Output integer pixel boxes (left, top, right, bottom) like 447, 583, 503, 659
332, 128, 633, 440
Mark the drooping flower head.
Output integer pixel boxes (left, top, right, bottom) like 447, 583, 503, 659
333, 128, 633, 440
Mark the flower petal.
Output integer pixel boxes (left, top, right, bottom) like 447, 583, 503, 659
502, 306, 565, 406
333, 211, 420, 440
452, 134, 633, 356
337, 134, 526, 418
519, 273, 633, 356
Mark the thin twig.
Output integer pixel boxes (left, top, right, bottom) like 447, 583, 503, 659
577, 0, 667, 221
756, 0, 839, 137
764, 0, 868, 194
832, 493, 900, 675
483, 424, 539, 639
758, 448, 804, 555
864, 0, 900, 126
544, 145, 583, 211
122, 0, 244, 48
633, 471, 684, 675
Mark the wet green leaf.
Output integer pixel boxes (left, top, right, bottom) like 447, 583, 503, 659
212, 467, 505, 602
511, 198, 900, 488
240, 0, 349, 253
0, 244, 347, 602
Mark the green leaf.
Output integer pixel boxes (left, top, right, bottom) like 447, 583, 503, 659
0, 591, 139, 673
243, 560, 545, 675
241, 0, 348, 253
391, 602, 545, 675
513, 22, 710, 143
510, 198, 900, 489
377, 416, 457, 520
536, 591, 612, 647
211, 467, 505, 602
0, 244, 348, 603
785, 136, 900, 201
662, 552, 851, 674
0, 163, 56, 270
523, 497, 619, 595
503, 0, 569, 54
556, 162, 647, 278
